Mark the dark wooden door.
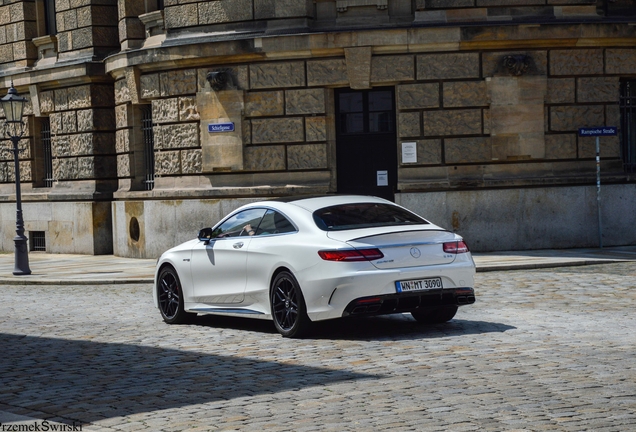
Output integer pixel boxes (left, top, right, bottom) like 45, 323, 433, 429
335, 87, 397, 201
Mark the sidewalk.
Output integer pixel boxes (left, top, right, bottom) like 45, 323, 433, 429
1, 245, 636, 285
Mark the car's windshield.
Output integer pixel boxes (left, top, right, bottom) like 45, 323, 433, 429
313, 203, 428, 231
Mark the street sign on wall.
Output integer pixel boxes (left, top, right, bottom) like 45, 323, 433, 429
208, 122, 235, 133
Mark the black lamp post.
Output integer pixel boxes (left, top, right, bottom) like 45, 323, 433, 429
1, 83, 31, 275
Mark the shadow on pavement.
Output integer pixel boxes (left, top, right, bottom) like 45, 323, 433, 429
193, 313, 515, 342
0, 333, 377, 425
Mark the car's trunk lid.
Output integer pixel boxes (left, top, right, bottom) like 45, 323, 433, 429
327, 228, 459, 269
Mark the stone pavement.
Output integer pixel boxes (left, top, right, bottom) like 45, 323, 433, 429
1, 245, 636, 284
1, 262, 635, 430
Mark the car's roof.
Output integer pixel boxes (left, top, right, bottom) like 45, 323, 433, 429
268, 195, 394, 212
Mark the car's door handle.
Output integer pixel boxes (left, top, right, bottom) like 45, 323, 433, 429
233, 242, 244, 249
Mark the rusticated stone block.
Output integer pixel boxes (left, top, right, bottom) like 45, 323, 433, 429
245, 91, 284, 117
90, 85, 115, 108
545, 134, 576, 159
243, 120, 251, 145
417, 53, 480, 80
181, 149, 202, 174
286, 89, 325, 115
255, 0, 313, 19
444, 81, 488, 107
95, 156, 117, 179
152, 98, 179, 124
55, 89, 68, 111
116, 129, 130, 153
140, 74, 160, 99
52, 135, 71, 157
345, 47, 371, 90
606, 104, 620, 128
307, 59, 348, 87
39, 91, 54, 114
54, 157, 78, 180
164, 4, 198, 29
287, 144, 327, 170
198, 0, 253, 24
117, 154, 131, 177
445, 137, 492, 164
50, 113, 62, 135
424, 110, 482, 136
398, 83, 439, 110
578, 135, 620, 158
606, 49, 636, 75
251, 62, 306, 89
179, 97, 200, 121
0, 163, 6, 182
399, 112, 421, 138
577, 77, 619, 103
371, 55, 414, 83
161, 69, 197, 97
70, 134, 94, 156
71, 27, 94, 50
550, 105, 604, 131
155, 151, 181, 175
306, 117, 327, 142
546, 78, 575, 104
244, 145, 286, 171
62, 111, 77, 133
549, 49, 603, 76
482, 51, 547, 77
400, 139, 442, 165
115, 79, 131, 104
251, 118, 304, 144
115, 104, 130, 129
67, 85, 91, 109
78, 109, 115, 131
155, 123, 199, 150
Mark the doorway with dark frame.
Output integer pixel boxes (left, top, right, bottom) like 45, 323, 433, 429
335, 87, 398, 201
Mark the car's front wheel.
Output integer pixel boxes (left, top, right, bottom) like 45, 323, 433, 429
411, 306, 458, 324
271, 271, 311, 338
157, 266, 196, 324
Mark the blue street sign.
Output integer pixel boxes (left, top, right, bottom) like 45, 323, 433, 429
208, 122, 235, 133
578, 126, 617, 137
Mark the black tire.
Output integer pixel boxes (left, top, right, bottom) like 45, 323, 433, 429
271, 271, 311, 338
411, 306, 458, 324
157, 266, 196, 324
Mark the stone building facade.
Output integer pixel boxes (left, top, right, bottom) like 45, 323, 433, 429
1, 0, 636, 257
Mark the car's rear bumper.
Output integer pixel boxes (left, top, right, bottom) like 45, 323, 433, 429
342, 287, 475, 317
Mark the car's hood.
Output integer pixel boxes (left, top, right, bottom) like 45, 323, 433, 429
328, 226, 462, 269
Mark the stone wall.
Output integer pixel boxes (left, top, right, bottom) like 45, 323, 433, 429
0, 1, 37, 69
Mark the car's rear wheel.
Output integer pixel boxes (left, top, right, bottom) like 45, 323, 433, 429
411, 306, 458, 324
271, 271, 310, 338
157, 266, 196, 324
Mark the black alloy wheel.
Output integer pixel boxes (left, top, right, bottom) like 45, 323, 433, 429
411, 305, 458, 324
157, 266, 195, 324
271, 271, 310, 338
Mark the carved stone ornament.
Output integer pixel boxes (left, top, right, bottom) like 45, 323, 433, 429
336, 0, 388, 12
502, 55, 530, 76
206, 70, 235, 92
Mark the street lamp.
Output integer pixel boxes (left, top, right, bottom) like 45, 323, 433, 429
1, 82, 31, 275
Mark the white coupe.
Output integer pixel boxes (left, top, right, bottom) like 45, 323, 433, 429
153, 195, 476, 337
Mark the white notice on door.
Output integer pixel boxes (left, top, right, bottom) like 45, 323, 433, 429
377, 170, 388, 186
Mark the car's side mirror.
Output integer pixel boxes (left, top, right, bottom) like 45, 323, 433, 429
198, 228, 214, 243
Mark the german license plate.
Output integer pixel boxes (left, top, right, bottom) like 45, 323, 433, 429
396, 277, 443, 293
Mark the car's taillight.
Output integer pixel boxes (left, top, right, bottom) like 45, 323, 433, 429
318, 248, 384, 262
443, 241, 469, 254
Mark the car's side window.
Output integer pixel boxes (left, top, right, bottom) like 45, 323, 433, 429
212, 209, 267, 238
252, 210, 296, 236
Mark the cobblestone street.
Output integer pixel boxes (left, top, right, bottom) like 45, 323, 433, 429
1, 263, 635, 431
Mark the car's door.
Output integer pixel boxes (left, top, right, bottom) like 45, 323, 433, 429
191, 208, 267, 304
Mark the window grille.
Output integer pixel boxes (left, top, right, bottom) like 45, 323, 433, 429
30, 231, 46, 252
141, 106, 155, 191
41, 117, 54, 187
619, 80, 636, 174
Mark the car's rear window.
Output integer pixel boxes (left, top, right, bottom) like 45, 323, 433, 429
313, 203, 428, 231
